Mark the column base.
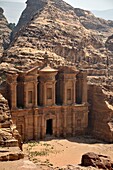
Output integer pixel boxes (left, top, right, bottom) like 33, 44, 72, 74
11, 107, 17, 111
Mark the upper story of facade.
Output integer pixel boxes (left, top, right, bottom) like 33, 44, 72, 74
6, 63, 87, 110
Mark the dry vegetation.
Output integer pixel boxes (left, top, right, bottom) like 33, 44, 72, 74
23, 136, 113, 169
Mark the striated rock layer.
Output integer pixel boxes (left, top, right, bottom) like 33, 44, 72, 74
0, 0, 113, 143
0, 93, 24, 161
0, 8, 11, 57
1, 0, 113, 74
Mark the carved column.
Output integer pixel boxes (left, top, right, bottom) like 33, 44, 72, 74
53, 81, 56, 105
33, 110, 38, 140
43, 83, 46, 106
63, 108, 67, 137
41, 114, 45, 139
72, 110, 76, 136
72, 78, 76, 104
63, 81, 67, 105
37, 116, 41, 139
24, 82, 28, 108
10, 82, 17, 109
24, 116, 28, 141
34, 74, 39, 107
56, 112, 60, 137
7, 73, 18, 110
82, 73, 87, 104
34, 82, 38, 107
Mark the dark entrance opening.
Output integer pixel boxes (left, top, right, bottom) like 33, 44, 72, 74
46, 119, 53, 135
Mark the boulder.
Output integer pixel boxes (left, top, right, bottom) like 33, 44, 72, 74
81, 152, 113, 169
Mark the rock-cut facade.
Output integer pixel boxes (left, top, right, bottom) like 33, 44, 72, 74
5, 62, 88, 141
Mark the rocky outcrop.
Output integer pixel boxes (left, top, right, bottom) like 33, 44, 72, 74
0, 93, 23, 161
0, 8, 11, 56
81, 152, 113, 169
88, 84, 113, 142
0, 147, 24, 161
54, 165, 97, 170
74, 8, 113, 33
105, 34, 113, 51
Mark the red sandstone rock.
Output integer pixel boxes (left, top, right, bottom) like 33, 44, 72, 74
0, 93, 24, 160
88, 84, 113, 142
1, 0, 113, 74
81, 152, 113, 169
0, 7, 11, 56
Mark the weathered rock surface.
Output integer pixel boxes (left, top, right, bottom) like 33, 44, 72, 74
105, 34, 113, 51
54, 165, 98, 170
0, 93, 23, 161
0, 147, 24, 161
1, 0, 113, 74
0, 0, 113, 144
81, 152, 113, 169
0, 8, 11, 57
88, 84, 113, 142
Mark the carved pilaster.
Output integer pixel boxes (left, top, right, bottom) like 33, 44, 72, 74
24, 82, 28, 108
82, 73, 87, 104
63, 108, 67, 137
72, 78, 76, 104
63, 81, 67, 105
34, 82, 38, 107
10, 82, 17, 109
53, 81, 56, 105
24, 116, 28, 141
72, 110, 76, 136
41, 114, 45, 139
44, 83, 46, 106
33, 110, 38, 140
56, 112, 60, 137
7, 73, 18, 110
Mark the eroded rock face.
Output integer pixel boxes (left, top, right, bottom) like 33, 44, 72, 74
2, 0, 113, 73
105, 34, 113, 51
0, 0, 113, 145
88, 84, 113, 142
81, 152, 113, 169
0, 147, 24, 161
0, 93, 22, 149
0, 8, 11, 56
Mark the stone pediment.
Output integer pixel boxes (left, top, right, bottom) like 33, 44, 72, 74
25, 66, 40, 76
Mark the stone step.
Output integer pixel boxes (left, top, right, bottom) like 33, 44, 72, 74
0, 147, 24, 161
5, 139, 18, 147
0, 122, 10, 128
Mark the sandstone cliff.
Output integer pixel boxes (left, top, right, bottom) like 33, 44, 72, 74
1, 0, 113, 74
88, 84, 113, 142
1, 0, 113, 143
0, 8, 11, 57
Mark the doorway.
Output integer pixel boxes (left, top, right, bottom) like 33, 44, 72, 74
46, 119, 53, 135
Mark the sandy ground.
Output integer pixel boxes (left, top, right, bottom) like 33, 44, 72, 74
1, 136, 113, 170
